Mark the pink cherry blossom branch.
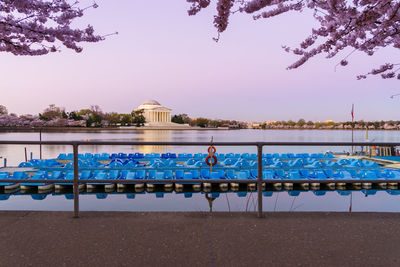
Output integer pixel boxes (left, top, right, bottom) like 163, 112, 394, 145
186, 0, 400, 80
0, 0, 103, 55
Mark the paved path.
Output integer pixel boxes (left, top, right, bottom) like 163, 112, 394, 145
0, 211, 399, 266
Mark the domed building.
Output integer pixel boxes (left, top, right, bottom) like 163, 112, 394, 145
135, 100, 172, 125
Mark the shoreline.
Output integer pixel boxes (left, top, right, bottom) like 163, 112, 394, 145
0, 126, 399, 132
0, 127, 399, 132
0, 126, 219, 132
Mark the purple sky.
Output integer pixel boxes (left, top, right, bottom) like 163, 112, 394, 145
1, 0, 399, 122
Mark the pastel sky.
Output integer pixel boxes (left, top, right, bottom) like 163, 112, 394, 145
1, 0, 399, 122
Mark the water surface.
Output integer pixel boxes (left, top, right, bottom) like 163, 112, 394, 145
2, 129, 398, 165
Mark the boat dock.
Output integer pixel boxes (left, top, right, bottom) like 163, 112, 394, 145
1, 140, 400, 217
2, 152, 400, 194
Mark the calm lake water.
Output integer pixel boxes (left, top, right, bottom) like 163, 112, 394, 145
1, 129, 399, 165
0, 129, 400, 212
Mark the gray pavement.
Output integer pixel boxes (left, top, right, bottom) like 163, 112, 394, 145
0, 211, 399, 266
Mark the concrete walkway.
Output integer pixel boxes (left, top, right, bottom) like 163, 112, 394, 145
0, 211, 399, 266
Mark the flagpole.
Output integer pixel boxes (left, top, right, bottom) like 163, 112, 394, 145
351, 116, 354, 155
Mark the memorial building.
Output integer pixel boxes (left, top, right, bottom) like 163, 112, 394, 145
135, 100, 172, 125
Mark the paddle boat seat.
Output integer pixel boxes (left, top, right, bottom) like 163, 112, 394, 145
262, 171, 274, 179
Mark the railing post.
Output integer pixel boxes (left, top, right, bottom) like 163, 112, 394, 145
73, 143, 79, 218
39, 128, 42, 160
257, 143, 263, 218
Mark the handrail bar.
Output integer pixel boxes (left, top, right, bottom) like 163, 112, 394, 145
0, 140, 399, 146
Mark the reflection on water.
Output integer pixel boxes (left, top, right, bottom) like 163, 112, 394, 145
136, 130, 171, 154
205, 193, 217, 212
1, 190, 400, 212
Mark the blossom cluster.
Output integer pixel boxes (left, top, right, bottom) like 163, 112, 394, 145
187, 0, 211, 15
0, 114, 85, 127
187, 0, 400, 79
0, 0, 102, 55
0, 104, 141, 128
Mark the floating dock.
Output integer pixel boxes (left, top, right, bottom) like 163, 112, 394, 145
1, 152, 400, 194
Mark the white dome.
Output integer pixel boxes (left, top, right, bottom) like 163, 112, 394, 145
137, 100, 166, 111
142, 100, 161, 106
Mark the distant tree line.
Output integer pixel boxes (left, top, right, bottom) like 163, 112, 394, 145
256, 119, 400, 130
171, 113, 247, 129
0, 104, 145, 128
1, 104, 399, 130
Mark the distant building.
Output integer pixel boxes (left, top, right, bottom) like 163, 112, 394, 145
135, 100, 191, 128
135, 100, 171, 125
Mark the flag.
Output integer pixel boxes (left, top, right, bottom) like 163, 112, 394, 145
351, 104, 354, 120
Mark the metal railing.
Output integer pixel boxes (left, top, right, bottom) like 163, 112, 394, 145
0, 140, 400, 218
